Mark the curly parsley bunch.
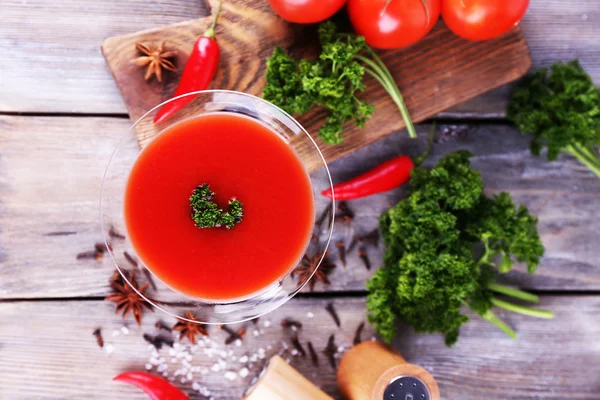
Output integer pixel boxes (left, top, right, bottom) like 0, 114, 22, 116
263, 21, 415, 145
508, 60, 600, 179
367, 151, 552, 346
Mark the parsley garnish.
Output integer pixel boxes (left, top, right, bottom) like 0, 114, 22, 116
367, 151, 553, 346
508, 60, 600, 179
263, 21, 416, 145
190, 184, 243, 230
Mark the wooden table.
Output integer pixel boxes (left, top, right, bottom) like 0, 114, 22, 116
1, 1, 599, 399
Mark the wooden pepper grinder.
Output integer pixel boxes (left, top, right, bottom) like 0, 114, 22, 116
242, 355, 334, 400
337, 341, 440, 400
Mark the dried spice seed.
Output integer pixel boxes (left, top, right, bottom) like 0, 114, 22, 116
172, 311, 208, 344
323, 334, 337, 369
281, 318, 303, 329
336, 240, 347, 267
307, 341, 319, 366
353, 322, 365, 345
109, 226, 126, 240
291, 335, 306, 357
325, 303, 341, 327
358, 247, 371, 270
93, 328, 104, 348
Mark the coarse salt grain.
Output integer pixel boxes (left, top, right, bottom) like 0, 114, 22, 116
187, 372, 193, 380
224, 371, 237, 381
163, 371, 169, 377
105, 344, 114, 354
145, 363, 153, 370
235, 339, 242, 347
307, 312, 314, 319
211, 364, 221, 372
263, 320, 271, 328
171, 358, 177, 363
252, 330, 259, 337
231, 356, 237, 361
180, 378, 187, 384
337, 346, 344, 353
121, 326, 130, 335
239, 367, 249, 378
112, 330, 120, 338
291, 349, 299, 356
239, 355, 249, 363
192, 382, 200, 391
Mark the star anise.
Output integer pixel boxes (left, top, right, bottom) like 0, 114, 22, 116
105, 270, 153, 326
131, 41, 177, 83
172, 311, 208, 344
292, 250, 336, 291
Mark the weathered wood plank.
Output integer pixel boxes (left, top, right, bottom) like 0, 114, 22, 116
0, 296, 598, 399
1, 116, 599, 298
1, 0, 599, 115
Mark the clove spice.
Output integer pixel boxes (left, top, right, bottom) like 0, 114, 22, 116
325, 303, 341, 327
155, 320, 172, 332
291, 335, 307, 357
336, 240, 347, 267
323, 334, 337, 369
93, 328, 104, 348
353, 322, 365, 345
143, 333, 174, 350
123, 251, 157, 290
281, 318, 303, 329
335, 201, 354, 223
221, 325, 245, 345
358, 247, 371, 270
307, 341, 319, 366
348, 228, 380, 253
109, 226, 126, 240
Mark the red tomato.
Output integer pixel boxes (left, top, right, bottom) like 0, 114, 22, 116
442, 0, 529, 41
267, 0, 347, 24
347, 0, 441, 49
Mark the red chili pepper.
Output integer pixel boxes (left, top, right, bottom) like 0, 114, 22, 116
113, 371, 189, 400
153, 1, 222, 125
321, 156, 414, 200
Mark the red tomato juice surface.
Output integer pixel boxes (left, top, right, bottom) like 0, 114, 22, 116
124, 113, 315, 301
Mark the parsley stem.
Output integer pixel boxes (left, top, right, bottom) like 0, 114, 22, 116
566, 144, 600, 179
487, 283, 539, 303
480, 309, 517, 339
355, 54, 417, 139
491, 298, 554, 319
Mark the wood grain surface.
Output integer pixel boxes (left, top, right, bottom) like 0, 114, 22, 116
102, 0, 531, 167
0, 296, 598, 399
2, 0, 599, 116
1, 115, 599, 299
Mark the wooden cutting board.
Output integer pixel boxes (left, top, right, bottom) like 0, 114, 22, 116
102, 0, 531, 171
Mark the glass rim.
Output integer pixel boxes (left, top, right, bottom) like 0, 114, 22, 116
100, 89, 336, 324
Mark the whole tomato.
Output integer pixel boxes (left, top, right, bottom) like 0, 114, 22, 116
347, 0, 441, 49
442, 0, 529, 41
267, 0, 347, 24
